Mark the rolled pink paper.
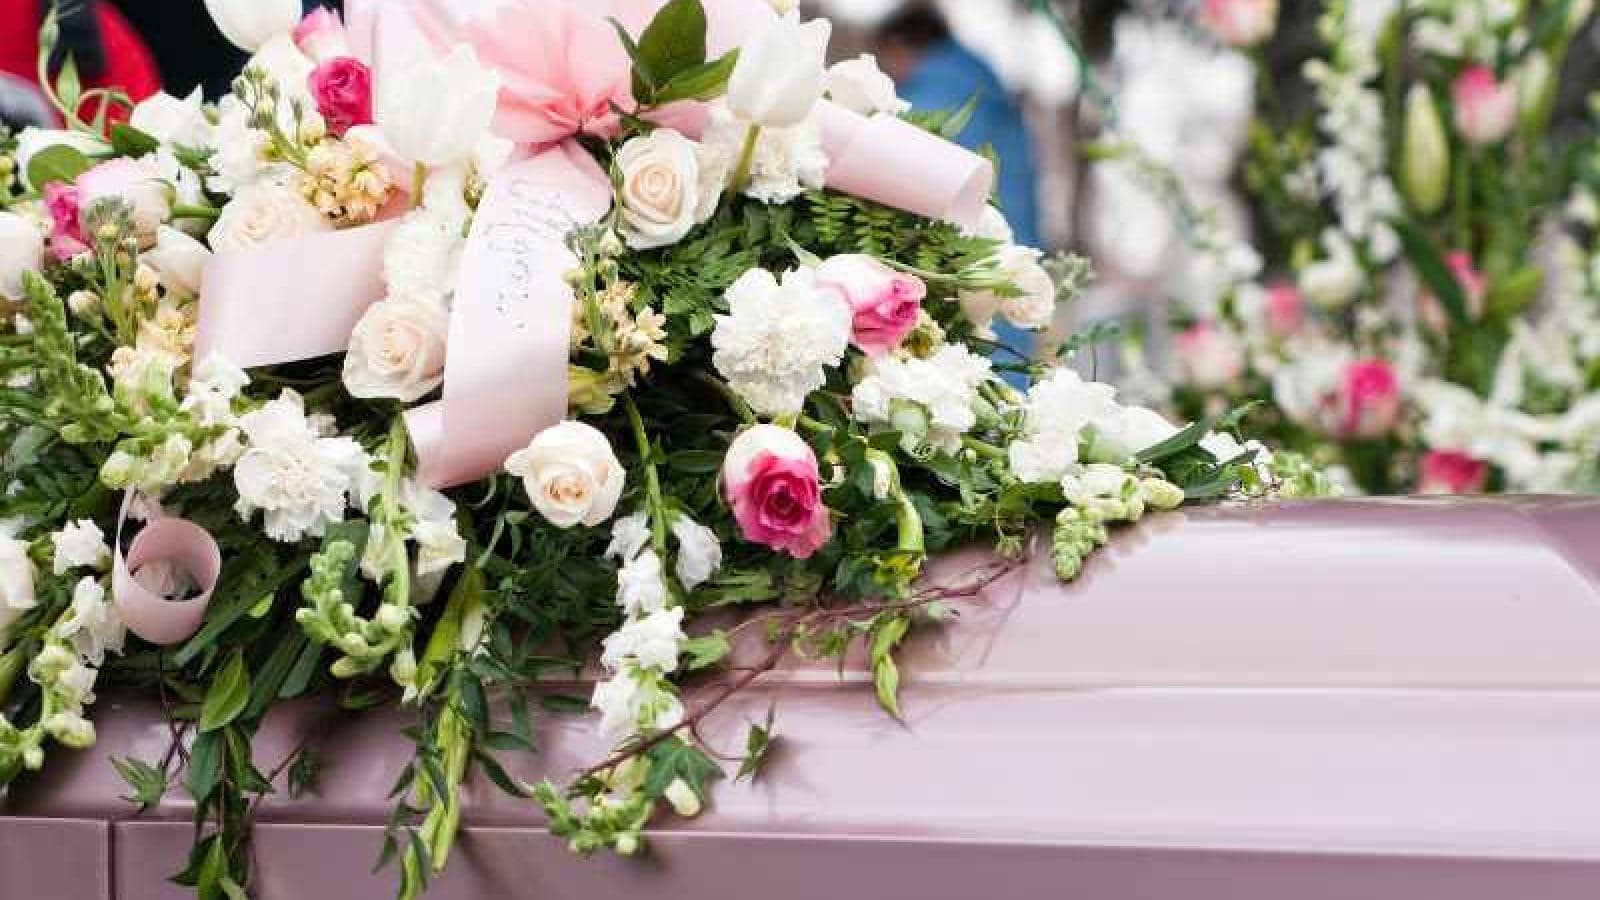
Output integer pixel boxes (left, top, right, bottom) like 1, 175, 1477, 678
112, 514, 222, 647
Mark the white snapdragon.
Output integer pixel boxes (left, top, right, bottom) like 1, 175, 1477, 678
616, 550, 670, 617
606, 512, 653, 564
50, 521, 110, 576
233, 391, 371, 543
851, 344, 993, 455
712, 267, 852, 417
601, 607, 687, 674
591, 670, 685, 744
0, 534, 37, 635
670, 516, 723, 591
53, 577, 125, 667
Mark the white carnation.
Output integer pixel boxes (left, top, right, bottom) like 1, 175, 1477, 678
702, 102, 827, 205
616, 549, 669, 617
601, 607, 687, 674
851, 344, 993, 455
233, 391, 370, 542
51, 520, 110, 576
53, 577, 125, 667
713, 267, 852, 417
670, 516, 723, 591
606, 511, 652, 563
1008, 368, 1120, 484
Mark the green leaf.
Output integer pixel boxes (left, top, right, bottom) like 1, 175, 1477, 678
1395, 220, 1468, 325
652, 50, 740, 105
736, 706, 776, 782
199, 651, 251, 733
25, 144, 91, 189
633, 0, 709, 100
938, 93, 982, 139
682, 630, 732, 671
112, 756, 168, 809
608, 19, 652, 93
185, 731, 222, 804
109, 123, 160, 157
873, 654, 903, 719
643, 735, 723, 798
666, 450, 726, 474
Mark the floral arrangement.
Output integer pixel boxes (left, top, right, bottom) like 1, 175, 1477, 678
1148, 0, 1600, 494
0, 0, 1320, 897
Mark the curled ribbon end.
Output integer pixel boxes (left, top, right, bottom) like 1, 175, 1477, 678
112, 516, 223, 647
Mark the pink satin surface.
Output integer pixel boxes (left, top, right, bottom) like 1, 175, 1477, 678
110, 498, 222, 647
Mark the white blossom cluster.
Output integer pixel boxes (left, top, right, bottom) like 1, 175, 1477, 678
1412, 0, 1523, 62
851, 344, 995, 456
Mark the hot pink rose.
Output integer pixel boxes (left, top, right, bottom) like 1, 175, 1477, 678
723, 425, 832, 560
814, 254, 925, 357
1174, 321, 1246, 390
310, 57, 375, 136
44, 182, 87, 261
1200, 0, 1278, 48
1418, 450, 1489, 495
295, 7, 352, 63
1453, 65, 1517, 146
1263, 281, 1304, 338
1337, 358, 1402, 440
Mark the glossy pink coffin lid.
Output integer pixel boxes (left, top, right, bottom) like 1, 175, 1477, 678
7, 497, 1600, 899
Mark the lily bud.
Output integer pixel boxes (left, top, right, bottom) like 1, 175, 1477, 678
204, 0, 301, 52
1516, 51, 1556, 137
1401, 85, 1449, 216
726, 12, 832, 128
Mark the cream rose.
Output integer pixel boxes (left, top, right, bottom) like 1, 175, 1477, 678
505, 422, 625, 528
616, 129, 718, 250
209, 179, 332, 252
342, 300, 449, 403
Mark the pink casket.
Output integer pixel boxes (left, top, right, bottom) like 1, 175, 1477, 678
5, 497, 1600, 899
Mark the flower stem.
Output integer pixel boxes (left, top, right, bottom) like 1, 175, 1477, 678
624, 394, 669, 557
727, 124, 762, 201
0, 648, 23, 709
170, 204, 221, 221
412, 162, 428, 210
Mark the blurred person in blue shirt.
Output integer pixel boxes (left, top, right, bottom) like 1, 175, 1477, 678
878, 3, 1043, 374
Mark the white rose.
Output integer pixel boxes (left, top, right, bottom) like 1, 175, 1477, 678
14, 128, 108, 190
377, 45, 500, 168
145, 226, 212, 297
0, 212, 44, 302
825, 55, 908, 118
342, 301, 449, 403
210, 179, 332, 252
505, 422, 626, 529
131, 89, 212, 148
727, 12, 832, 128
616, 129, 718, 250
205, 0, 302, 52
998, 247, 1059, 330
50, 520, 110, 576
0, 536, 37, 632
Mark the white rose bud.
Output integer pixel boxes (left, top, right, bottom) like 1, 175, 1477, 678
204, 0, 302, 52
0, 212, 44, 302
505, 422, 626, 529
342, 301, 449, 403
825, 55, 908, 118
727, 12, 832, 128
377, 45, 501, 168
616, 129, 719, 250
144, 226, 213, 297
210, 180, 333, 253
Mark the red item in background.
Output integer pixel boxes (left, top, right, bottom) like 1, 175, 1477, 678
0, 0, 161, 124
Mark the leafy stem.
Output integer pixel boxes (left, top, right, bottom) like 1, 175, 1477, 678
624, 393, 670, 558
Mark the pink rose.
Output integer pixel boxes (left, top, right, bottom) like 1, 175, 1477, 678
1337, 358, 1402, 440
1200, 0, 1278, 48
1263, 281, 1304, 338
1419, 251, 1487, 332
1174, 321, 1246, 390
310, 57, 375, 136
815, 254, 925, 357
723, 425, 832, 560
295, 7, 351, 63
1418, 450, 1489, 495
44, 182, 88, 261
1453, 65, 1517, 146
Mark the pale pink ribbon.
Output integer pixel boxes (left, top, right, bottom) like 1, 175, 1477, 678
111, 494, 222, 646
195, 0, 996, 491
